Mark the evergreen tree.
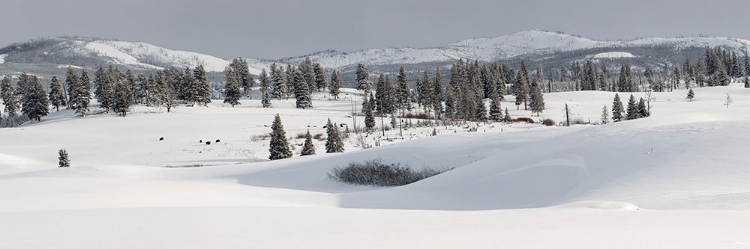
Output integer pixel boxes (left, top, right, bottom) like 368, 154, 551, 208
745, 75, 750, 88
489, 88, 502, 121
300, 57, 316, 94
260, 69, 271, 108
21, 76, 49, 122
1, 76, 20, 117
286, 65, 295, 98
397, 66, 410, 111
474, 96, 487, 121
329, 70, 342, 100
433, 67, 444, 119
638, 97, 649, 117
112, 80, 131, 116
504, 107, 511, 121
300, 131, 316, 156
135, 74, 148, 105
601, 105, 610, 124
612, 93, 624, 122
74, 71, 91, 116
192, 65, 212, 106
513, 72, 525, 110
16, 73, 30, 106
686, 88, 695, 101
181, 67, 194, 101
65, 68, 78, 108
146, 74, 161, 106
294, 68, 311, 109
356, 63, 371, 92
529, 78, 545, 115
48, 76, 66, 111
626, 94, 639, 120
363, 94, 375, 131
313, 63, 327, 91
270, 63, 288, 99
58, 149, 70, 168
268, 114, 292, 160
230, 58, 252, 96
325, 118, 344, 153
223, 66, 242, 107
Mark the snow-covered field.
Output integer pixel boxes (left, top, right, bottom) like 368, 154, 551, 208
2, 86, 750, 248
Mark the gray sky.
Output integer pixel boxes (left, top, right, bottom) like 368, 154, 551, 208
2, 0, 749, 60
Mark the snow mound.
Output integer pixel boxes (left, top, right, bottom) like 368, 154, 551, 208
0, 54, 6, 64
559, 201, 641, 211
593, 52, 635, 59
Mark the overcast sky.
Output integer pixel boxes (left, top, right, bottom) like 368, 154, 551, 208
2, 0, 749, 59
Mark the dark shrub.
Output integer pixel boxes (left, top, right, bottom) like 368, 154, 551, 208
313, 133, 325, 141
401, 113, 431, 119
542, 119, 555, 126
513, 117, 535, 123
328, 158, 452, 187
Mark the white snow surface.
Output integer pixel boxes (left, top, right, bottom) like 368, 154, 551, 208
3, 86, 750, 248
0, 54, 6, 64
593, 52, 636, 59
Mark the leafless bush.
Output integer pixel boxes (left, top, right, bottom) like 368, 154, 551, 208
542, 119, 555, 126
328, 158, 452, 186
251, 133, 271, 141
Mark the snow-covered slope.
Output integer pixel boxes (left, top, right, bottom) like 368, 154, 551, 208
280, 30, 750, 70
0, 37, 264, 73
3, 85, 750, 248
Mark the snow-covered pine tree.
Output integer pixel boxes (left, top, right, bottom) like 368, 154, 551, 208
65, 67, 79, 108
260, 69, 271, 108
626, 94, 638, 120
294, 68, 311, 109
504, 107, 511, 122
112, 80, 131, 116
285, 65, 296, 98
223, 66, 242, 107
146, 74, 158, 106
601, 105, 610, 124
417, 72, 430, 115
637, 97, 649, 117
270, 63, 288, 99
181, 67, 194, 101
513, 72, 525, 110
1, 76, 20, 118
433, 67, 444, 119
16, 73, 30, 106
329, 70, 342, 100
356, 63, 371, 92
444, 86, 456, 120
300, 131, 316, 156
687, 89, 695, 101
48, 76, 66, 111
125, 70, 137, 103
313, 63, 327, 92
21, 76, 49, 122
612, 93, 624, 122
135, 74, 148, 105
363, 94, 375, 131
529, 78, 545, 116
193, 65, 212, 106
268, 114, 292, 160
474, 96, 487, 121
397, 66, 410, 112
58, 149, 70, 168
489, 87, 502, 121
325, 118, 344, 153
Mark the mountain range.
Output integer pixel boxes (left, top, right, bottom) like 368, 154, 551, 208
1, 30, 749, 83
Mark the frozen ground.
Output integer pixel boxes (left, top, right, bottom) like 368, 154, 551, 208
2, 86, 750, 248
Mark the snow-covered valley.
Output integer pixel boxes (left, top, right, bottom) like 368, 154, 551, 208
2, 85, 750, 248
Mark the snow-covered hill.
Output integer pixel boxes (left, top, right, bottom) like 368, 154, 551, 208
279, 30, 750, 70
0, 37, 265, 74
